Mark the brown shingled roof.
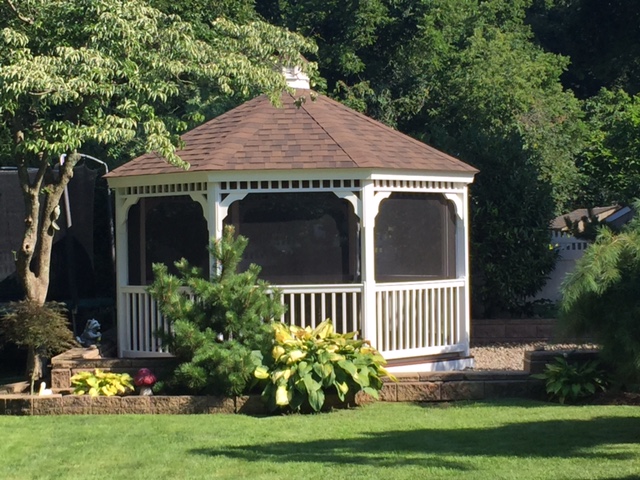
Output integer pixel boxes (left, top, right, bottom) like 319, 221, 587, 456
107, 91, 477, 178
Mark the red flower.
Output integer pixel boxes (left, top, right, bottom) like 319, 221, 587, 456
134, 368, 156, 387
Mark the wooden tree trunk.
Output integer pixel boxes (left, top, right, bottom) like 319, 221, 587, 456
14, 152, 79, 393
26, 346, 47, 395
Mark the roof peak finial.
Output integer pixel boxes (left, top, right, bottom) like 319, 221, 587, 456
282, 65, 310, 90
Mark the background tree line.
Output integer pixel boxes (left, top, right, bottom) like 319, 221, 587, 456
2, 0, 638, 318
256, 0, 640, 316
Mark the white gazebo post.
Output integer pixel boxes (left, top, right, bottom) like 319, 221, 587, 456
114, 193, 137, 357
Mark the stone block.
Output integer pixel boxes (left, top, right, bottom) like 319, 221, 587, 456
151, 395, 195, 414
441, 381, 484, 401
505, 323, 538, 339
4, 398, 31, 416
526, 379, 547, 400
62, 395, 92, 415
378, 383, 397, 402
51, 369, 71, 390
396, 382, 441, 402
181, 395, 214, 414
202, 396, 235, 414
419, 371, 465, 382
393, 373, 420, 383
472, 323, 506, 342
91, 396, 123, 414
536, 323, 555, 339
121, 396, 152, 414
234, 395, 266, 415
484, 380, 532, 399
32, 397, 63, 415
354, 390, 377, 406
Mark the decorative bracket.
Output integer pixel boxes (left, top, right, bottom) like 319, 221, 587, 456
444, 193, 464, 221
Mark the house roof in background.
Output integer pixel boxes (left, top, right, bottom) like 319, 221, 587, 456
551, 205, 633, 231
107, 90, 477, 179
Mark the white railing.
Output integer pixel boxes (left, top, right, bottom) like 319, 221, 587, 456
119, 284, 364, 357
119, 281, 465, 359
275, 284, 363, 333
374, 279, 465, 359
120, 286, 172, 357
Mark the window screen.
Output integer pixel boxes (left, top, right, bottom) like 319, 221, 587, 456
375, 193, 456, 282
127, 196, 208, 284
225, 193, 359, 284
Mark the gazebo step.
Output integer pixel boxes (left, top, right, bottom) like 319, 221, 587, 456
386, 352, 474, 373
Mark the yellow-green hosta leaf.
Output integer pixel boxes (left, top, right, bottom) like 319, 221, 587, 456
312, 319, 333, 339
328, 352, 344, 362
275, 385, 290, 406
336, 381, 349, 394
272, 345, 285, 360
287, 349, 307, 364
85, 377, 98, 388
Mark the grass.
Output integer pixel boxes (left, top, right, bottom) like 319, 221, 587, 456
1, 400, 639, 480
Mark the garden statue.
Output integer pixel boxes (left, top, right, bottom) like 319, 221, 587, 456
134, 368, 157, 395
76, 319, 101, 347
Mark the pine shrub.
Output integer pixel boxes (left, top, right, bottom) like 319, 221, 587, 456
560, 200, 640, 385
148, 225, 285, 396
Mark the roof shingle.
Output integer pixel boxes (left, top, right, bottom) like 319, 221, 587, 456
107, 90, 477, 178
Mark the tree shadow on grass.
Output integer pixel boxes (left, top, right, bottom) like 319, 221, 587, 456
189, 416, 640, 472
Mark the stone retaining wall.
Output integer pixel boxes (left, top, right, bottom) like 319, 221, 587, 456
524, 349, 600, 374
2, 371, 544, 416
471, 318, 557, 345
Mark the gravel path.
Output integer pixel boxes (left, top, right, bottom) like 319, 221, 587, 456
470, 342, 598, 371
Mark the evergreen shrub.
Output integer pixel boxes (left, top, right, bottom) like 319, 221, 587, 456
148, 226, 285, 396
560, 200, 640, 386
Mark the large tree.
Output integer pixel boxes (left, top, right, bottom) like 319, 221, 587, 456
259, 0, 585, 315
0, 0, 313, 306
528, 0, 640, 99
577, 89, 640, 207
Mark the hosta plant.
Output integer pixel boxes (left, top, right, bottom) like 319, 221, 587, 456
254, 320, 395, 412
532, 355, 608, 404
71, 369, 135, 397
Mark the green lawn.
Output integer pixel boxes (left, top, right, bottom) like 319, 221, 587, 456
1, 400, 639, 480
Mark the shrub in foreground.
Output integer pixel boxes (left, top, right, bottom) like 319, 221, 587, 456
148, 226, 285, 396
0, 301, 77, 394
532, 356, 608, 404
71, 369, 135, 397
254, 320, 395, 412
560, 200, 640, 386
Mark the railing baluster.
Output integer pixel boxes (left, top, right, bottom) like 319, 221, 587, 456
435, 287, 441, 347
430, 288, 435, 347
289, 293, 296, 326
300, 294, 306, 328
279, 293, 286, 323
417, 288, 423, 349
331, 292, 337, 324
341, 292, 347, 333
391, 290, 397, 350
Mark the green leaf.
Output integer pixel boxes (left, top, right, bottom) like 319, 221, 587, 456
307, 388, 325, 412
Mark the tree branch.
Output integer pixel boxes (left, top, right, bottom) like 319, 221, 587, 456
6, 0, 34, 25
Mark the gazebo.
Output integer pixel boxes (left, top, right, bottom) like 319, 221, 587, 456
106, 74, 478, 372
